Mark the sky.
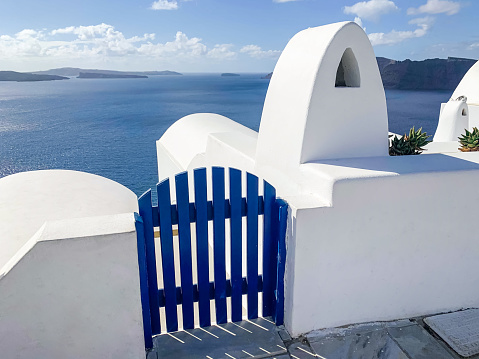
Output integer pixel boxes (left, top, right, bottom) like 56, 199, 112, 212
0, 0, 478, 72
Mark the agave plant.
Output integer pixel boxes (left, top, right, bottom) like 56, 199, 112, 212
389, 127, 432, 156
458, 127, 479, 152
389, 135, 415, 156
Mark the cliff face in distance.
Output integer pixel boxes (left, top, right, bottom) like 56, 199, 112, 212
262, 57, 476, 91
377, 57, 476, 90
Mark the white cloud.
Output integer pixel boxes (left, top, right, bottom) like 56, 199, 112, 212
0, 24, 232, 63
368, 16, 434, 45
0, 24, 287, 71
207, 44, 236, 60
138, 31, 207, 57
150, 0, 178, 10
344, 0, 398, 21
407, 0, 461, 16
240, 45, 281, 59
354, 17, 367, 32
273, 0, 300, 3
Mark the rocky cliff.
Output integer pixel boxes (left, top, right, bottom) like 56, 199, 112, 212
378, 57, 476, 90
262, 57, 476, 91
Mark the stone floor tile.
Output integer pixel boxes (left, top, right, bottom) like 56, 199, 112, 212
152, 317, 287, 359
388, 324, 454, 359
309, 329, 408, 359
287, 341, 318, 359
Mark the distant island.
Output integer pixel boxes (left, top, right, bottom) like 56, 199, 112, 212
0, 71, 68, 82
221, 73, 240, 77
143, 70, 182, 76
33, 68, 182, 77
78, 72, 148, 79
262, 57, 476, 90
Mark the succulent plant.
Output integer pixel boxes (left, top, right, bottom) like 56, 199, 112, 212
404, 127, 431, 153
389, 135, 415, 156
458, 127, 479, 152
389, 127, 431, 156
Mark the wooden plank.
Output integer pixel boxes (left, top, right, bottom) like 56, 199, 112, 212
246, 172, 259, 319
158, 275, 263, 306
229, 168, 243, 322
274, 199, 288, 326
212, 167, 227, 324
262, 181, 277, 317
138, 190, 161, 335
194, 168, 211, 327
134, 213, 153, 349
157, 178, 178, 332
175, 172, 195, 330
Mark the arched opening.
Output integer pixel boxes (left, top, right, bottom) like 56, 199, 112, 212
335, 48, 360, 88
462, 108, 467, 116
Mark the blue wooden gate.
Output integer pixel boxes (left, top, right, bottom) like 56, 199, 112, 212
135, 167, 287, 349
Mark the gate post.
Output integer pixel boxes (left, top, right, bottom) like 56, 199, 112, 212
134, 213, 153, 350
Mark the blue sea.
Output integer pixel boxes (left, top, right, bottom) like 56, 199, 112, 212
0, 75, 452, 196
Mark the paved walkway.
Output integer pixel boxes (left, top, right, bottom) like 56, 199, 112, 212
146, 312, 479, 358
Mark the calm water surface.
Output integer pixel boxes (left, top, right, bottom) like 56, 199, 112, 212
0, 75, 452, 196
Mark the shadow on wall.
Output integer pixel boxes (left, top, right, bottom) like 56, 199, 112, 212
312, 153, 479, 175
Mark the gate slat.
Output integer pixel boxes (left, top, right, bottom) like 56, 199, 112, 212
138, 190, 161, 335
274, 199, 288, 326
262, 181, 277, 317
194, 168, 211, 327
157, 178, 178, 332
229, 168, 243, 322
212, 167, 227, 324
175, 172, 195, 330
246, 173, 259, 319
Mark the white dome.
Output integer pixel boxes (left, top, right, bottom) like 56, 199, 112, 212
451, 60, 479, 105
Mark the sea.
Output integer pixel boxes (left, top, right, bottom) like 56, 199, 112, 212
0, 74, 453, 196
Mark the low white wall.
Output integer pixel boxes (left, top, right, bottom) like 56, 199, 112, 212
284, 153, 479, 336
0, 170, 138, 269
0, 170, 144, 357
0, 214, 145, 358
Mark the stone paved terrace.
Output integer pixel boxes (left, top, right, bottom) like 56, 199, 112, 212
147, 310, 479, 359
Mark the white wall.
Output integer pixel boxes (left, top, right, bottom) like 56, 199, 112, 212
0, 214, 145, 359
0, 170, 144, 357
0, 170, 139, 269
284, 153, 479, 336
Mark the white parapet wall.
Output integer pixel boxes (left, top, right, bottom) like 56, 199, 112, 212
0, 170, 145, 358
284, 153, 479, 335
155, 21, 479, 337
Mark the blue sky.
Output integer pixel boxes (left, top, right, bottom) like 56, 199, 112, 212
0, 0, 477, 72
